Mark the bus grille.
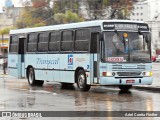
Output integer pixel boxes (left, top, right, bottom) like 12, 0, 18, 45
112, 64, 145, 71
117, 72, 141, 76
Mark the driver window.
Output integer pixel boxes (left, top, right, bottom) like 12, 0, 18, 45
105, 33, 116, 57
139, 35, 147, 50
131, 34, 148, 51
112, 34, 124, 54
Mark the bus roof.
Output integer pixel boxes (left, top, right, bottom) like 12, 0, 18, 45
10, 20, 145, 34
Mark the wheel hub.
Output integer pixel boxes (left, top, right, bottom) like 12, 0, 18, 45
78, 74, 85, 88
29, 71, 33, 84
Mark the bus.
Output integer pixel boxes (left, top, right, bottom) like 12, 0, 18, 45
8, 20, 153, 91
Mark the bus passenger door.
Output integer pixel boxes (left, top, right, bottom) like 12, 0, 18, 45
18, 37, 26, 78
91, 33, 100, 84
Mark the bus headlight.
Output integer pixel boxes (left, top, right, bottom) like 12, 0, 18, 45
102, 72, 115, 77
143, 71, 152, 77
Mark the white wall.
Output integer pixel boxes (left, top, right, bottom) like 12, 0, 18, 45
147, 20, 160, 55
130, 0, 160, 22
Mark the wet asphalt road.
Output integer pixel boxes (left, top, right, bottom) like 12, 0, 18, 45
0, 63, 160, 120
0, 75, 160, 120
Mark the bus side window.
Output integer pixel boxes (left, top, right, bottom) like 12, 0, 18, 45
74, 29, 90, 52
27, 33, 38, 52
90, 33, 99, 53
49, 31, 61, 52
10, 35, 18, 53
38, 32, 49, 52
61, 30, 73, 51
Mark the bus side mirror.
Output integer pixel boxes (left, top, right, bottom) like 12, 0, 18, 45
145, 34, 151, 44
145, 35, 149, 43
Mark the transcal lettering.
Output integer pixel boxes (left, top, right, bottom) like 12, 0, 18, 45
37, 58, 59, 65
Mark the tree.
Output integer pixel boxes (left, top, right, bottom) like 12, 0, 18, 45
31, 0, 54, 25
110, 0, 137, 19
17, 0, 84, 28
16, 7, 46, 28
0, 28, 11, 35
84, 0, 109, 20
54, 10, 84, 24
54, 13, 66, 24
17, 0, 53, 28
53, 0, 80, 14
16, 0, 138, 28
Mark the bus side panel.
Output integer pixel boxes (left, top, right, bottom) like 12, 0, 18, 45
59, 54, 74, 83
59, 54, 90, 84
8, 54, 19, 77
25, 54, 37, 76
47, 54, 60, 82
35, 54, 48, 80
73, 54, 91, 84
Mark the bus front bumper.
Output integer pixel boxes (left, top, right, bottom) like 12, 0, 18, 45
99, 77, 153, 85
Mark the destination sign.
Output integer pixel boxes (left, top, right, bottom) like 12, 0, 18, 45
103, 22, 149, 31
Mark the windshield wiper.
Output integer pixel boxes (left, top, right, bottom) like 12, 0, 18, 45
115, 30, 127, 52
115, 30, 125, 43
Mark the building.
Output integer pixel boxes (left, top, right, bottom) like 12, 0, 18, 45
130, 0, 160, 22
0, 7, 24, 29
130, 0, 160, 55
147, 14, 160, 55
0, 0, 23, 58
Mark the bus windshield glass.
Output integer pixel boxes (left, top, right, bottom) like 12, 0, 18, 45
103, 32, 151, 63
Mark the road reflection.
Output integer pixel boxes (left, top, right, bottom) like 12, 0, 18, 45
0, 79, 155, 117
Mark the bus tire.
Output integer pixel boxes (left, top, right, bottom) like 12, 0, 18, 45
76, 70, 90, 92
118, 85, 132, 91
27, 67, 44, 86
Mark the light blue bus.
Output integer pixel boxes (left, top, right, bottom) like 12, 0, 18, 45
8, 20, 153, 91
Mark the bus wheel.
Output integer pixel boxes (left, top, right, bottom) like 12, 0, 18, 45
118, 85, 132, 92
76, 70, 90, 92
27, 68, 44, 86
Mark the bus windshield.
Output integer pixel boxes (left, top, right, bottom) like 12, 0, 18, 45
103, 31, 151, 63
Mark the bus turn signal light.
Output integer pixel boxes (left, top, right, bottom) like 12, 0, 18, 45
102, 72, 113, 77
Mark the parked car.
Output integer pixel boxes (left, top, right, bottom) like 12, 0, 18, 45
156, 55, 160, 62
152, 56, 156, 62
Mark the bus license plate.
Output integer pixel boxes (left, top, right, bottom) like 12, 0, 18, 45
126, 80, 135, 83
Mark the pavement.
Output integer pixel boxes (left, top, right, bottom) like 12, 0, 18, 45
0, 65, 160, 92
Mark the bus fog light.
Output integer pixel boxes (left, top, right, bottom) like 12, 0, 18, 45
112, 72, 116, 76
143, 71, 152, 77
